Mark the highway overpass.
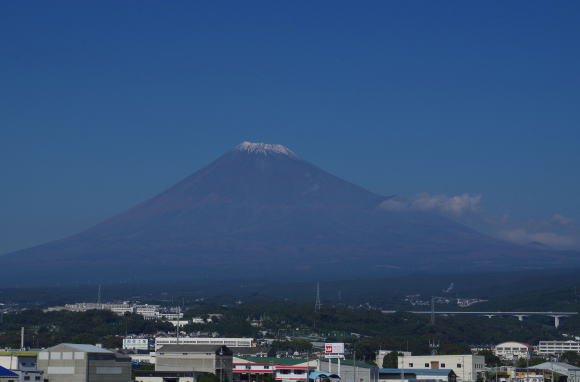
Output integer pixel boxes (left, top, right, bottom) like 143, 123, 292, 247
381, 310, 578, 327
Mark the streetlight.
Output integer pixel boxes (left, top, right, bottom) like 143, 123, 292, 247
219, 348, 224, 382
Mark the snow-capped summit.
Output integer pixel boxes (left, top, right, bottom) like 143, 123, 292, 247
235, 141, 297, 158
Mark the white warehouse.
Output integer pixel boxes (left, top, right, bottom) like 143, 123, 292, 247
397, 354, 485, 382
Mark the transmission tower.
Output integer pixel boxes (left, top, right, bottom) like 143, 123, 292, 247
314, 282, 322, 312
429, 339, 440, 355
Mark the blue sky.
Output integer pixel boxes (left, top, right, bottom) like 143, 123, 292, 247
1, 1, 579, 253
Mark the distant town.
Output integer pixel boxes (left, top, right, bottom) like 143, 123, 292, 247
1, 291, 579, 382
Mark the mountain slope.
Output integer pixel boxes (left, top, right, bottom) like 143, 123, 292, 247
1, 142, 577, 285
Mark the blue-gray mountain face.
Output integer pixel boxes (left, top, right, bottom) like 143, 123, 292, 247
2, 142, 577, 285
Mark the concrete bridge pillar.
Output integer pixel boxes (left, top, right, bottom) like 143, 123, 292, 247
552, 316, 563, 328
515, 315, 527, 321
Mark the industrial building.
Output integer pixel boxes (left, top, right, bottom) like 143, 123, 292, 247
527, 362, 580, 382
397, 354, 485, 382
493, 342, 533, 360
0, 352, 37, 372
155, 345, 233, 382
37, 344, 131, 382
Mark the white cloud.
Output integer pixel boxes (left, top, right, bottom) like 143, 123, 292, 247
379, 192, 580, 249
552, 213, 573, 225
498, 229, 578, 249
410, 193, 482, 216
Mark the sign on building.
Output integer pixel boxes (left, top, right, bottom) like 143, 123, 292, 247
324, 343, 344, 354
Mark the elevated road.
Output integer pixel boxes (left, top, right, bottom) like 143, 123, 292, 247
381, 310, 578, 327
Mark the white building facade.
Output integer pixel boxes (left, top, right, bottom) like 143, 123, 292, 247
155, 337, 253, 350
494, 342, 532, 360
537, 341, 580, 356
397, 354, 485, 382
122, 338, 153, 351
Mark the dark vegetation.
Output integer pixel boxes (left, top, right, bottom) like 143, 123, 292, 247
181, 302, 568, 361
0, 309, 173, 348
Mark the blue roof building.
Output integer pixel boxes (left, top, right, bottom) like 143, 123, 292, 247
0, 366, 18, 382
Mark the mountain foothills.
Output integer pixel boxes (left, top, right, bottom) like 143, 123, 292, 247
2, 142, 578, 285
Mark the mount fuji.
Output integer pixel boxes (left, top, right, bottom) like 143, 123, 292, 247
1, 142, 577, 285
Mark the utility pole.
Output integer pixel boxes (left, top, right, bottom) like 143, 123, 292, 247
219, 348, 224, 382
97, 284, 102, 308
353, 349, 358, 382
176, 306, 181, 345
401, 352, 404, 382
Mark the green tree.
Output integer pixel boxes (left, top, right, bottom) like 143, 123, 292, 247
477, 350, 501, 366
560, 351, 579, 366
383, 351, 400, 368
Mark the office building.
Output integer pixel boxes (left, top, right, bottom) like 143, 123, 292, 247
537, 341, 580, 356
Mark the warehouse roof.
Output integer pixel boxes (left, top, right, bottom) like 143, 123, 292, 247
529, 362, 580, 372
54, 344, 111, 353
158, 345, 232, 355
0, 351, 38, 356
237, 356, 308, 366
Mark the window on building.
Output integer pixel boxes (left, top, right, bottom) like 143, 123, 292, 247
457, 364, 462, 368
264, 366, 270, 369
441, 364, 446, 367
425, 363, 429, 367
409, 363, 413, 367
35, 377, 40, 381
24, 377, 30, 381
246, 366, 251, 370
